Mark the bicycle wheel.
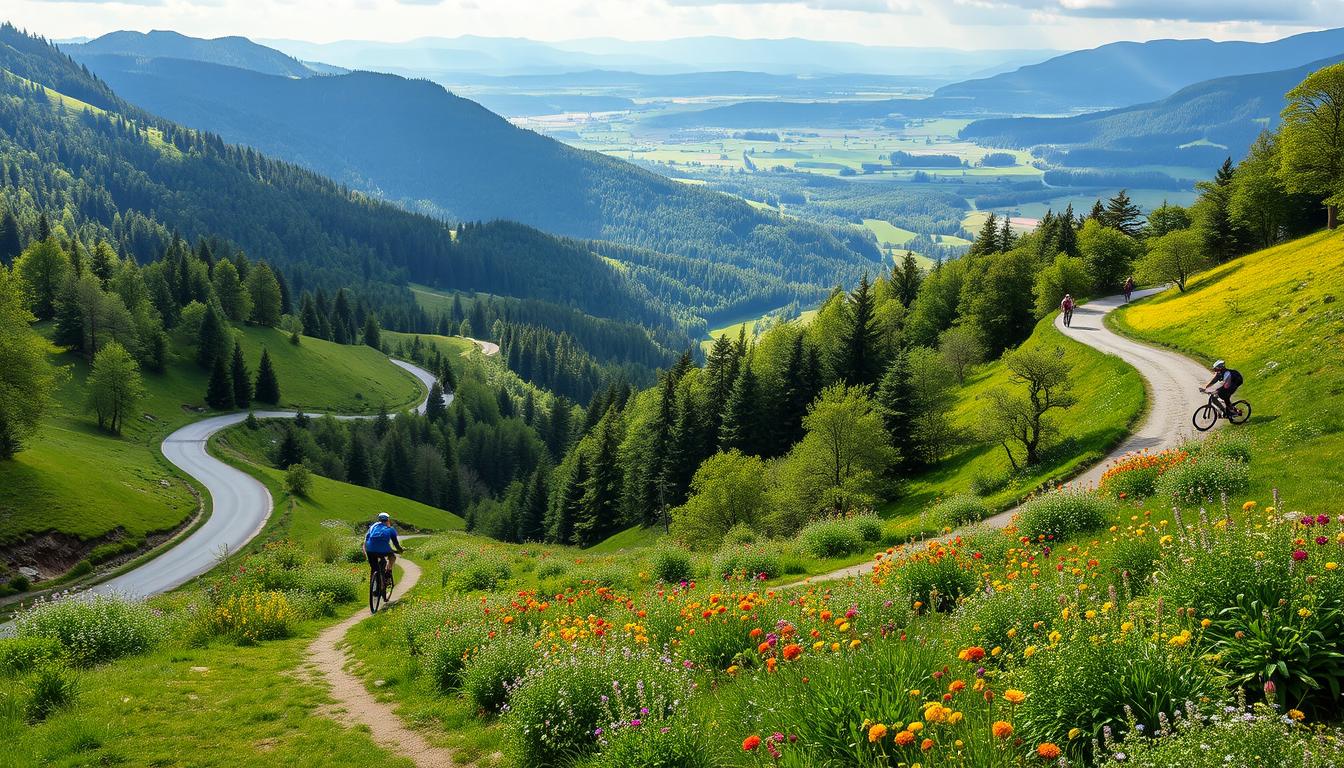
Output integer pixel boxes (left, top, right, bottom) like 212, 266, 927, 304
383, 570, 394, 602
1192, 404, 1218, 432
369, 568, 383, 614
1228, 400, 1251, 425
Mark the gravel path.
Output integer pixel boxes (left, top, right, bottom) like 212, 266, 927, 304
809, 287, 1212, 584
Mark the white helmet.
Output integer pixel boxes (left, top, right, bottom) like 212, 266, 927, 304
1212, 360, 1226, 370
378, 512, 390, 521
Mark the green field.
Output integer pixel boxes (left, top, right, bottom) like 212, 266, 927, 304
862, 218, 918, 246
1112, 229, 1344, 507
0, 326, 425, 573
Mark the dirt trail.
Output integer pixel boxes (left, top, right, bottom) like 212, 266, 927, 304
808, 287, 1212, 584
304, 558, 463, 768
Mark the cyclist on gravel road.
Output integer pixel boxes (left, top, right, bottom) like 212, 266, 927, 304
1201, 360, 1243, 416
363, 512, 403, 582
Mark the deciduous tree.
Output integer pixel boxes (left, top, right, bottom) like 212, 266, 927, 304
1279, 62, 1344, 229
981, 345, 1077, 468
85, 341, 144, 435
0, 264, 59, 459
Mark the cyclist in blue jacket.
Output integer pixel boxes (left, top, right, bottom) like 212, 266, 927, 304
362, 512, 403, 583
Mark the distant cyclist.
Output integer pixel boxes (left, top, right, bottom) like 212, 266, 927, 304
1123, 276, 1135, 303
1060, 294, 1076, 327
1201, 360, 1243, 416
363, 512, 403, 583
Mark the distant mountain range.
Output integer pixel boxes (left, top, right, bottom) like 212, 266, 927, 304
68, 30, 315, 78
66, 35, 882, 321
936, 27, 1344, 113
259, 34, 1053, 79
960, 55, 1344, 169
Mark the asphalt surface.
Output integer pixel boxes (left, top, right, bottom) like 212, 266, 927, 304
812, 287, 1213, 582
88, 358, 444, 599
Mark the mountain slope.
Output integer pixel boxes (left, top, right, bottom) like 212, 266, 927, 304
937, 27, 1344, 112
66, 30, 314, 78
0, 24, 668, 330
66, 47, 880, 316
959, 55, 1344, 168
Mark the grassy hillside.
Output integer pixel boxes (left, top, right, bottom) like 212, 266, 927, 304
1112, 229, 1344, 506
881, 313, 1145, 534
0, 327, 424, 579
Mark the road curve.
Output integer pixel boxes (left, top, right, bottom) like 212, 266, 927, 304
811, 287, 1213, 583
89, 358, 444, 600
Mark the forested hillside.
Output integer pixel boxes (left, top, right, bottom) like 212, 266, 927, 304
67, 46, 883, 318
71, 30, 315, 78
960, 55, 1344, 169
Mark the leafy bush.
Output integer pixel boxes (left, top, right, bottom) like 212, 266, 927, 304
534, 559, 568, 580
1015, 489, 1117, 541
582, 713, 712, 768
296, 565, 361, 603
970, 466, 1013, 497
1098, 702, 1343, 767
722, 524, 757, 547
284, 462, 313, 497
711, 546, 781, 581
651, 547, 695, 584
343, 546, 367, 565
314, 532, 343, 564
893, 553, 978, 612
930, 495, 989, 528
1201, 430, 1254, 463
7, 574, 31, 593
15, 595, 162, 666
1016, 614, 1221, 748
199, 590, 295, 644
1108, 533, 1162, 594
445, 555, 512, 593
1153, 455, 1250, 505
0, 637, 67, 676
24, 663, 76, 723
1098, 449, 1190, 500
849, 514, 882, 543
505, 647, 691, 767
422, 625, 479, 693
798, 518, 863, 558
956, 579, 1067, 653
460, 632, 538, 713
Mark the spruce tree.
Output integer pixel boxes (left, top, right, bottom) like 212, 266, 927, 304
332, 289, 355, 344
895, 251, 922, 308
380, 433, 413, 498
362, 313, 381, 349
719, 362, 762, 455
253, 347, 280, 404
876, 351, 914, 474
439, 431, 462, 513
205, 353, 234, 409
197, 303, 229, 369
549, 453, 587, 545
439, 358, 457, 393
1056, 203, 1080, 257
1103, 190, 1144, 237
276, 425, 304, 468
837, 275, 883, 386
517, 465, 550, 543
969, 212, 1000, 255
0, 207, 21, 266
1196, 158, 1243, 263
999, 215, 1016, 252
702, 334, 741, 438
1088, 199, 1106, 221
575, 418, 622, 546
375, 404, 391, 438
230, 341, 251, 409
346, 435, 373, 486
548, 396, 572, 458
425, 381, 447, 422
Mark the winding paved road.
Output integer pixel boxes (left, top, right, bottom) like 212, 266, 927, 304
90, 358, 446, 599
811, 287, 1212, 583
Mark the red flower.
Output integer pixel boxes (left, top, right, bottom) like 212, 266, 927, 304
742, 735, 761, 751
1292, 550, 1309, 561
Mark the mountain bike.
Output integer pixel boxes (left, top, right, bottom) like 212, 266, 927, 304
368, 554, 394, 614
1192, 389, 1251, 432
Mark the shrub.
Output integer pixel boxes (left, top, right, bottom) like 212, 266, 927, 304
460, 632, 538, 713
422, 625, 479, 693
970, 466, 1012, 496
711, 546, 781, 581
0, 637, 67, 676
1153, 455, 1250, 505
505, 647, 691, 767
1015, 489, 1117, 541
1098, 702, 1344, 767
893, 553, 978, 612
534, 559, 568, 580
798, 518, 863, 558
343, 546, 367, 565
722, 523, 757, 547
1201, 430, 1253, 463
1098, 449, 1190, 500
24, 663, 76, 723
199, 590, 295, 644
284, 462, 313, 497
1016, 613, 1221, 748
1107, 533, 1162, 594
296, 565, 361, 603
929, 495, 989, 528
445, 555, 512, 593
583, 713, 713, 768
7, 574, 30, 593
15, 595, 162, 666
651, 547, 695, 584
957, 579, 1067, 652
314, 532, 343, 564
849, 514, 882, 543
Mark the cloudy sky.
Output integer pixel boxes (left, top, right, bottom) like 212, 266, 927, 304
7, 0, 1337, 49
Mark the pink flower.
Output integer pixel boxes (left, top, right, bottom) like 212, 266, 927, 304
1317, 536, 1329, 546
1292, 550, 1309, 562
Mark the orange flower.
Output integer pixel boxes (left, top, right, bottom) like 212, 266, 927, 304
948, 679, 966, 693
958, 646, 986, 662
921, 738, 934, 752
894, 730, 916, 747
1003, 689, 1027, 705
868, 723, 888, 742
782, 643, 803, 661
742, 734, 761, 751
1037, 743, 1062, 760
992, 721, 1014, 740
750, 628, 763, 638
758, 642, 772, 654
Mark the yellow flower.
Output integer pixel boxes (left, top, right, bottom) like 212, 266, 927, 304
1288, 709, 1306, 722
1120, 621, 1134, 632
1068, 727, 1083, 740
1299, 608, 1312, 618
1327, 562, 1339, 571
908, 721, 924, 733
1023, 645, 1038, 658
1200, 618, 1212, 628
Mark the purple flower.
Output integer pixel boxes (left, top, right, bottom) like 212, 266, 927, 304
630, 719, 642, 728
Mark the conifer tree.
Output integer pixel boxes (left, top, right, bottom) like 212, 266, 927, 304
1196, 158, 1245, 262
253, 347, 281, 404
719, 362, 763, 455
245, 263, 282, 326
837, 275, 883, 386
276, 425, 304, 468
197, 302, 229, 369
205, 353, 234, 409
517, 464, 550, 542
575, 418, 622, 546
1056, 203, 1080, 257
230, 341, 251, 409
439, 358, 457, 393
380, 432, 413, 497
362, 313, 381, 349
550, 453, 587, 545
1103, 190, 1144, 237
895, 251, 922, 308
1089, 199, 1106, 221
999, 215, 1016, 253
703, 334, 740, 439
969, 212, 1000, 256
876, 351, 914, 474
426, 381, 447, 423
332, 289, 355, 344
548, 396, 572, 458
346, 435, 372, 487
